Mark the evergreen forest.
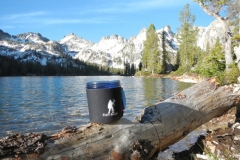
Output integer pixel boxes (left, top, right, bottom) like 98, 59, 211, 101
0, 55, 136, 76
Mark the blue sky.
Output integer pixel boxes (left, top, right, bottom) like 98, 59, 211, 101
0, 0, 215, 43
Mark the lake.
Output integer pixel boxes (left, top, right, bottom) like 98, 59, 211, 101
0, 76, 193, 138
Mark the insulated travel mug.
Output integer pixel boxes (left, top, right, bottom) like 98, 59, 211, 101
86, 80, 125, 124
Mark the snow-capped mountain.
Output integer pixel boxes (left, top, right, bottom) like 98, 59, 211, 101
16, 32, 49, 43
58, 26, 179, 69
196, 20, 224, 50
0, 29, 69, 66
59, 33, 94, 58
0, 29, 11, 40
0, 20, 223, 69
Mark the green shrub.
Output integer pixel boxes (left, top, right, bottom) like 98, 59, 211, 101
217, 64, 239, 85
194, 63, 224, 78
171, 65, 191, 76
193, 37, 225, 78
232, 34, 240, 41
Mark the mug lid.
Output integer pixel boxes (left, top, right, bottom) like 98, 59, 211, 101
86, 80, 121, 89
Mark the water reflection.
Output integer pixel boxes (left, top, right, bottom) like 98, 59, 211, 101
141, 78, 193, 106
0, 76, 193, 138
142, 78, 158, 106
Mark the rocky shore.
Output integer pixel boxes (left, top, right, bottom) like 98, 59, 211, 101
171, 74, 203, 84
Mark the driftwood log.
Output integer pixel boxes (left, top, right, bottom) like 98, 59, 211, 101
2, 79, 240, 160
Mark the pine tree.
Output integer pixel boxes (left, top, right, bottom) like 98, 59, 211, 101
194, 38, 225, 77
138, 61, 143, 71
175, 51, 180, 70
206, 38, 225, 71
161, 29, 167, 74
177, 4, 199, 71
124, 61, 130, 76
205, 41, 210, 54
130, 63, 135, 75
142, 24, 160, 75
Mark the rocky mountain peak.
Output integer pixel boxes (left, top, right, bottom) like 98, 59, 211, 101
129, 28, 147, 43
196, 20, 224, 50
59, 33, 94, 53
161, 25, 171, 33
140, 27, 147, 33
157, 25, 174, 37
163, 25, 175, 37
101, 34, 127, 42
59, 33, 91, 44
16, 32, 49, 43
0, 29, 11, 40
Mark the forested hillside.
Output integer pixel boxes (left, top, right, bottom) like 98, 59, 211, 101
0, 55, 137, 76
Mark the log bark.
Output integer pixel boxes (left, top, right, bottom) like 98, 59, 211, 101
2, 80, 240, 160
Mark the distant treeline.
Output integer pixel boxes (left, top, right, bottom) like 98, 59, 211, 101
0, 55, 136, 76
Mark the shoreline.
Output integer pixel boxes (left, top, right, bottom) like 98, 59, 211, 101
135, 73, 203, 84
170, 74, 203, 83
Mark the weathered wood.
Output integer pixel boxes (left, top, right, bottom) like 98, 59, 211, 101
2, 80, 240, 160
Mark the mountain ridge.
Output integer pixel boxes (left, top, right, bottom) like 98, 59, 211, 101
0, 20, 223, 70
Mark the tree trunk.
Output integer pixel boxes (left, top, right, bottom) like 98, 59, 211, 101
197, 1, 233, 70
6, 79, 239, 160
234, 0, 240, 70
222, 20, 234, 70
235, 46, 240, 70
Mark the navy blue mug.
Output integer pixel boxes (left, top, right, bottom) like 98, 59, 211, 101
86, 80, 125, 124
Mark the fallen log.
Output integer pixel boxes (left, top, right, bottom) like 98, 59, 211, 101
2, 79, 240, 160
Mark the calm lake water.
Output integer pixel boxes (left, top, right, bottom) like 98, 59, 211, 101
0, 76, 193, 138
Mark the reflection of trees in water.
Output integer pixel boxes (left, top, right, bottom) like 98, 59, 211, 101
177, 82, 194, 92
142, 78, 157, 106
142, 78, 193, 106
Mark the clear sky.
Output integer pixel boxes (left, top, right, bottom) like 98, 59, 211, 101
0, 0, 215, 43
